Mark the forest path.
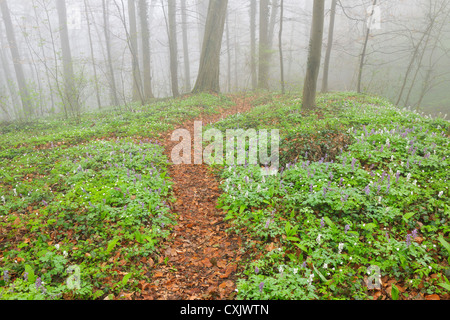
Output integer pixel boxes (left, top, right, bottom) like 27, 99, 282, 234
137, 94, 255, 300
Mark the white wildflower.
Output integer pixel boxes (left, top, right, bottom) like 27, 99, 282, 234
338, 243, 344, 254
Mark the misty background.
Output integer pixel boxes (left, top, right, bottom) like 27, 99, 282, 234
1, 0, 449, 122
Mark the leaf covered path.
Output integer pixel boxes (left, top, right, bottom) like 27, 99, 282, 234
138, 95, 255, 300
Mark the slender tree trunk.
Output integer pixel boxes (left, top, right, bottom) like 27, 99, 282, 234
268, 0, 279, 49
279, 0, 285, 94
103, 0, 119, 106
357, 0, 377, 94
0, 0, 33, 119
321, 0, 337, 93
192, 0, 228, 93
84, 0, 102, 109
168, 0, 179, 97
32, 0, 55, 113
226, 12, 231, 92
250, 0, 257, 90
180, 0, 191, 92
56, 0, 80, 117
258, 0, 270, 90
139, 0, 154, 102
302, 0, 325, 111
128, 0, 143, 103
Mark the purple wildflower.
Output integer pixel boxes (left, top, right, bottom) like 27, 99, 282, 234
412, 229, 418, 238
24, 272, 28, 282
320, 217, 325, 228
35, 277, 42, 289
345, 224, 350, 234
255, 267, 259, 274
406, 234, 412, 247
259, 282, 264, 293
395, 171, 400, 183
3, 270, 9, 283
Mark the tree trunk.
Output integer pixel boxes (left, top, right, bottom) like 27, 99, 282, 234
0, 0, 33, 119
56, 0, 80, 117
84, 0, 102, 109
139, 0, 154, 102
168, 0, 179, 97
321, 0, 337, 93
357, 0, 377, 94
180, 0, 191, 92
192, 0, 228, 93
128, 0, 143, 103
102, 0, 119, 106
249, 0, 257, 90
302, 0, 325, 111
279, 0, 285, 94
226, 12, 231, 92
258, 0, 270, 90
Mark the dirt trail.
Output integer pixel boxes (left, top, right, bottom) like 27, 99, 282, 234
138, 95, 255, 300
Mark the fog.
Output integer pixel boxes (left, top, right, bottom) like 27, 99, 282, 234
1, 0, 449, 121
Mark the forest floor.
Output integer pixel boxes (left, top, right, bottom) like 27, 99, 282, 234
136, 95, 256, 300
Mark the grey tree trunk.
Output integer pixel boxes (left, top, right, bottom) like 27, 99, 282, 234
279, 0, 285, 94
56, 0, 80, 117
321, 0, 337, 93
0, 0, 33, 119
250, 0, 257, 90
192, 0, 228, 93
180, 0, 191, 92
302, 0, 325, 111
139, 0, 154, 102
128, 0, 143, 103
102, 0, 119, 106
168, 0, 179, 97
258, 0, 270, 90
84, 0, 102, 110
357, 0, 377, 94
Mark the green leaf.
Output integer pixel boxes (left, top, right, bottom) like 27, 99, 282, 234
391, 284, 400, 300
24, 265, 36, 284
106, 238, 120, 254
323, 216, 335, 227
438, 236, 450, 255
403, 212, 415, 222
122, 273, 132, 285
313, 265, 327, 282
438, 282, 450, 291
286, 236, 301, 242
293, 243, 307, 252
93, 290, 104, 299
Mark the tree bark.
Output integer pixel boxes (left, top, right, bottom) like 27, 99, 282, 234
180, 0, 191, 92
321, 0, 337, 93
279, 0, 285, 94
258, 0, 270, 90
302, 0, 325, 111
102, 0, 119, 106
84, 0, 102, 109
56, 0, 80, 116
139, 0, 154, 101
168, 0, 179, 97
357, 0, 377, 94
250, 0, 257, 90
0, 0, 33, 119
192, 0, 228, 93
128, 0, 143, 103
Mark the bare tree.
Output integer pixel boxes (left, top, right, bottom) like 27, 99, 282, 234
139, 0, 154, 102
56, 0, 80, 117
84, 0, 102, 109
0, 0, 33, 119
128, 0, 143, 103
192, 0, 228, 93
249, 0, 257, 90
302, 0, 325, 111
102, 0, 119, 106
321, 0, 337, 93
279, 0, 285, 94
180, 0, 191, 92
357, 0, 377, 93
167, 0, 179, 97
258, 0, 270, 90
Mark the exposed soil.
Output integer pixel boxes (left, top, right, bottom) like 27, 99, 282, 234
136, 95, 256, 300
